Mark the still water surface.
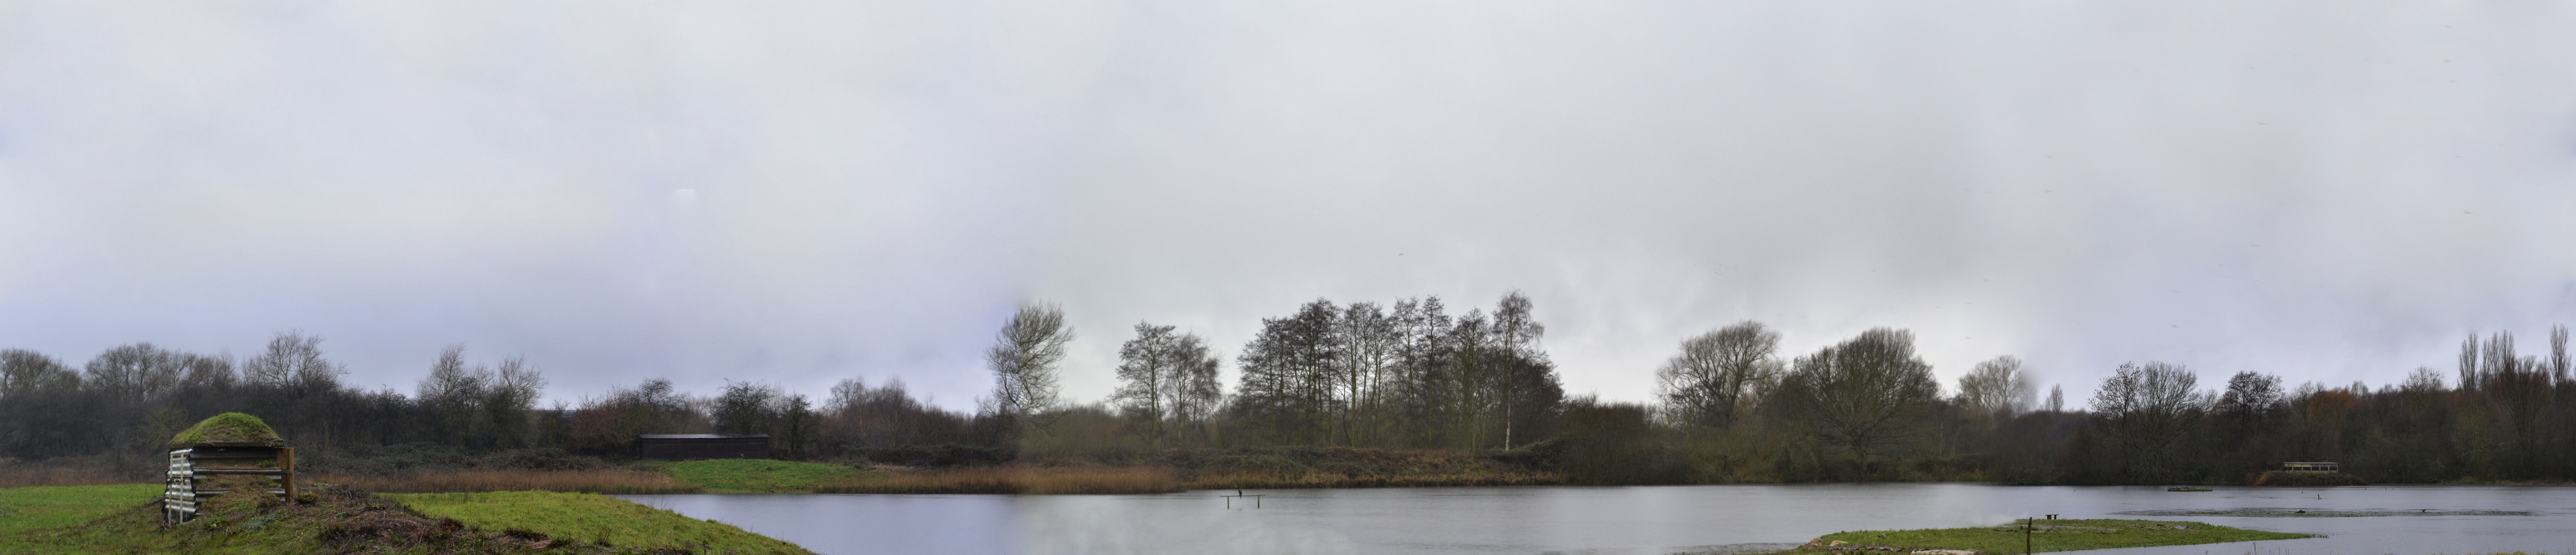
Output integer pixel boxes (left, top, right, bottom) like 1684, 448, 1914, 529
620, 484, 2576, 555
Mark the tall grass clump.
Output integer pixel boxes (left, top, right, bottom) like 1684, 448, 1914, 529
814, 467, 1180, 494
314, 469, 703, 494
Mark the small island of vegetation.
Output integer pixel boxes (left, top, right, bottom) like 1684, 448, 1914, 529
1782, 519, 2314, 554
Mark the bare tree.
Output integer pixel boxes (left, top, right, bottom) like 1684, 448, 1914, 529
1955, 355, 2034, 417
986, 302, 1073, 429
419, 345, 490, 446
2087, 361, 2212, 483
1777, 328, 1941, 468
486, 355, 546, 447
84, 343, 182, 404
1655, 321, 1782, 429
176, 352, 237, 391
2045, 385, 2063, 413
2551, 324, 2570, 383
1169, 334, 1226, 446
1111, 323, 1182, 446
244, 330, 342, 393
2215, 371, 2284, 424
0, 349, 78, 401
1335, 302, 1396, 447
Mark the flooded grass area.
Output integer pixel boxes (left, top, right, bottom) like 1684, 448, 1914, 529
2120, 507, 2536, 518
1780, 519, 2311, 554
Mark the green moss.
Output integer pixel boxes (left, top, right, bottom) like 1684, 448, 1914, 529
652, 459, 864, 492
390, 491, 813, 554
165, 413, 284, 448
1785, 519, 2315, 554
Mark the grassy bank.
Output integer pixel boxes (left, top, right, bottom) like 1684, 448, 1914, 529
0, 482, 813, 554
0, 484, 159, 538
1782, 519, 2313, 554
654, 459, 864, 492
389, 491, 809, 554
317, 469, 702, 494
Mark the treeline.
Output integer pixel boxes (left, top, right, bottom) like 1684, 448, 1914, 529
8, 293, 2576, 487
0, 332, 1008, 476
1579, 322, 2576, 485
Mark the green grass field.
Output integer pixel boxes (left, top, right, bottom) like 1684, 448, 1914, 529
653, 459, 864, 492
0, 484, 158, 539
1789, 519, 2313, 553
0, 483, 814, 554
389, 490, 813, 554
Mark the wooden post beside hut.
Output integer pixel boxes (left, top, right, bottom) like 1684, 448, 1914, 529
163, 413, 294, 526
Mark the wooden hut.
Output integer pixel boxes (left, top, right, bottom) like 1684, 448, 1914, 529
164, 413, 294, 525
638, 434, 771, 460
2282, 461, 2340, 472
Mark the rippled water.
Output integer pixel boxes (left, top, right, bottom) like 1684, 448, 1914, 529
618, 484, 2576, 555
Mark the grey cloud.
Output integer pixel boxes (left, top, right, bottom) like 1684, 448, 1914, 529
2, 1, 2570, 410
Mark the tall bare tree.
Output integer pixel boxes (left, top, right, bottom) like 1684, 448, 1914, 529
1237, 300, 1342, 444
244, 330, 342, 393
83, 343, 181, 405
1111, 323, 1183, 446
1170, 334, 1226, 446
1334, 302, 1396, 447
986, 302, 1073, 430
2551, 324, 2570, 383
1955, 355, 2034, 417
1777, 328, 1940, 468
2087, 361, 2212, 482
1655, 321, 1782, 429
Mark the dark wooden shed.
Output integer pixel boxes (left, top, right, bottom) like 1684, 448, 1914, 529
639, 434, 771, 460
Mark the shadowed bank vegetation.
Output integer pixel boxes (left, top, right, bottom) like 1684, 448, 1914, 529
8, 294, 2576, 487
0, 483, 812, 555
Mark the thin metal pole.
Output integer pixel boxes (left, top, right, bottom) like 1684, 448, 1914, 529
2025, 517, 2032, 555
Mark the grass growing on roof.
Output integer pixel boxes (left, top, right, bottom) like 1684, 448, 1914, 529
389, 490, 812, 554
1781, 519, 2313, 554
0, 484, 159, 539
165, 412, 284, 447
653, 459, 865, 492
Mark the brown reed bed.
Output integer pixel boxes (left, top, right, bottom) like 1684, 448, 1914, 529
814, 466, 1182, 495
1181, 471, 1559, 490
313, 469, 704, 494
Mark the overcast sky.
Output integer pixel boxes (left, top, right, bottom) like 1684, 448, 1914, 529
3, 1, 2572, 411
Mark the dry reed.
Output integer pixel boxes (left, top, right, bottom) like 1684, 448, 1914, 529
313, 469, 704, 494
0, 464, 141, 488
1182, 471, 1559, 490
814, 466, 1182, 495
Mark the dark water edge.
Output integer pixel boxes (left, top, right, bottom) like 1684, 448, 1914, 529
621, 484, 2576, 555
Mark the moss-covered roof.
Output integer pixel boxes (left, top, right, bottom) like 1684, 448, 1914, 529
166, 412, 285, 449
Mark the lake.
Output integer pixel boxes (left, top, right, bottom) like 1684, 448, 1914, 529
619, 484, 2576, 555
